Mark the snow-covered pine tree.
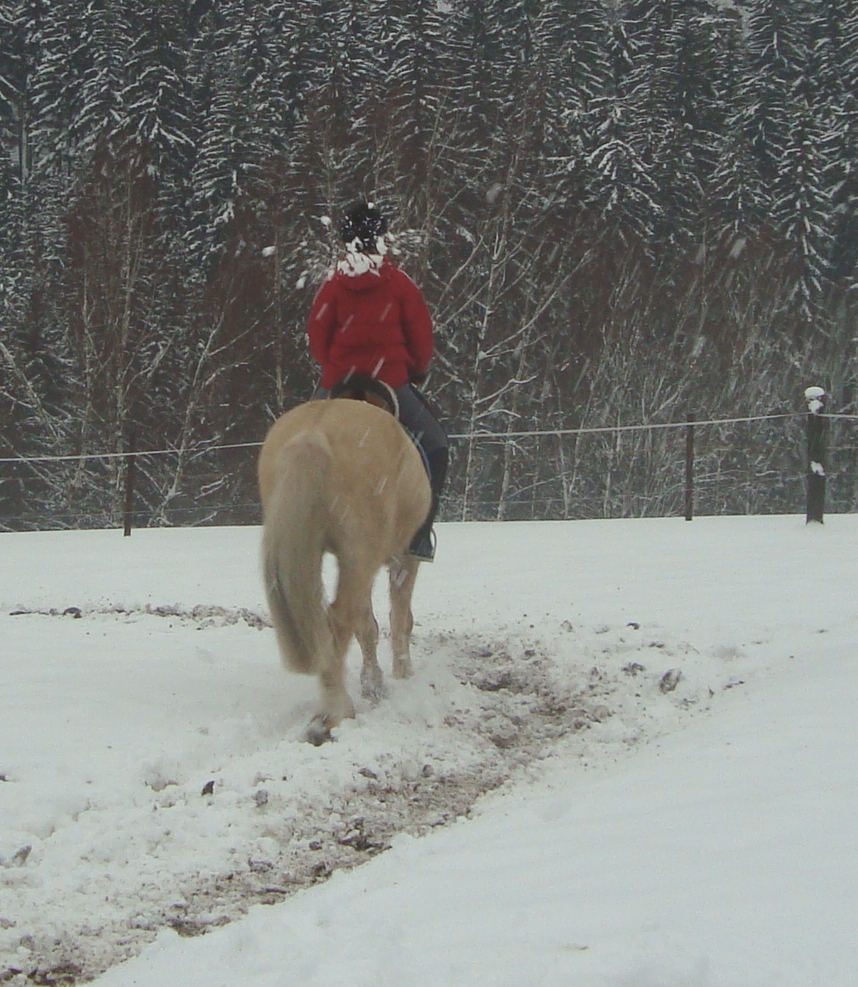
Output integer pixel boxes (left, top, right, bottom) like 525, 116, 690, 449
773, 106, 835, 321
122, 3, 195, 185
584, 10, 660, 245
0, 2, 25, 181
743, 0, 832, 323
0, 2, 25, 321
69, 0, 131, 161
186, 0, 266, 269
0, 1, 78, 476
376, 0, 447, 202
740, 0, 813, 183
447, 0, 504, 148
621, 0, 727, 253
542, 0, 612, 198
811, 0, 858, 286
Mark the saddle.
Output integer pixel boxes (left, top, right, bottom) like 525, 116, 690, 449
329, 375, 399, 419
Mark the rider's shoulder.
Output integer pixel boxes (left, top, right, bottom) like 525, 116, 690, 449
383, 259, 420, 290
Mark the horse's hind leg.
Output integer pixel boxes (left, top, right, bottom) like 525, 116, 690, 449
388, 557, 420, 679
307, 634, 356, 744
355, 604, 383, 702
305, 587, 358, 744
330, 558, 383, 700
311, 561, 381, 736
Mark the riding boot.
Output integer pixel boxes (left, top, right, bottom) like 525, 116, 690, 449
408, 492, 439, 561
408, 447, 447, 562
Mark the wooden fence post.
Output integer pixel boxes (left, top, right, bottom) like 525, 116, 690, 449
123, 432, 136, 536
804, 386, 827, 524
684, 418, 695, 521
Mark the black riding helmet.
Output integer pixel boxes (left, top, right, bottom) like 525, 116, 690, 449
340, 201, 388, 254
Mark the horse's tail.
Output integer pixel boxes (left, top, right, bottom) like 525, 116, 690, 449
262, 433, 333, 676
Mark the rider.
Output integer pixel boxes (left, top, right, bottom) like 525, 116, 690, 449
306, 200, 448, 562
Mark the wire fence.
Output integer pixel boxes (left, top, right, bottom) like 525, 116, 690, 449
2, 404, 857, 532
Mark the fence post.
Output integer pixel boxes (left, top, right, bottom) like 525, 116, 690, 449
804, 386, 827, 524
123, 432, 136, 537
684, 418, 695, 521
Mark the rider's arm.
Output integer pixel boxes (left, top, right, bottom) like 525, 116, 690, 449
307, 279, 337, 367
397, 271, 434, 379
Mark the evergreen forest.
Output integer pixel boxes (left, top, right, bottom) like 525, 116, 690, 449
2, 0, 858, 528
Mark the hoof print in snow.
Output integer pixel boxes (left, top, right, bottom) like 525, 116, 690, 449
482, 712, 518, 748
659, 668, 683, 693
169, 919, 207, 938
338, 827, 387, 853
248, 858, 274, 874
11, 845, 32, 867
29, 961, 82, 985
474, 670, 515, 692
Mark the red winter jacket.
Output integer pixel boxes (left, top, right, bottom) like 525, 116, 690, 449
307, 257, 434, 390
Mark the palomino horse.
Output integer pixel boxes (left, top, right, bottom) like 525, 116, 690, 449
258, 398, 431, 744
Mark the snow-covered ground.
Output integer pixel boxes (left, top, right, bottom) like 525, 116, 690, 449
1, 515, 856, 986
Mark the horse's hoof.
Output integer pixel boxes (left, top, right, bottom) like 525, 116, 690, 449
305, 716, 334, 746
392, 657, 413, 680
360, 666, 385, 704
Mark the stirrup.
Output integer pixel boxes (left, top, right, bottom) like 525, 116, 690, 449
407, 527, 436, 563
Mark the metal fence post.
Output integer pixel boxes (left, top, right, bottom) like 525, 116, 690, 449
804, 386, 827, 524
684, 418, 695, 521
123, 432, 136, 536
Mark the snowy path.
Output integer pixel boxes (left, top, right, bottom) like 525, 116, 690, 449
2, 516, 857, 985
